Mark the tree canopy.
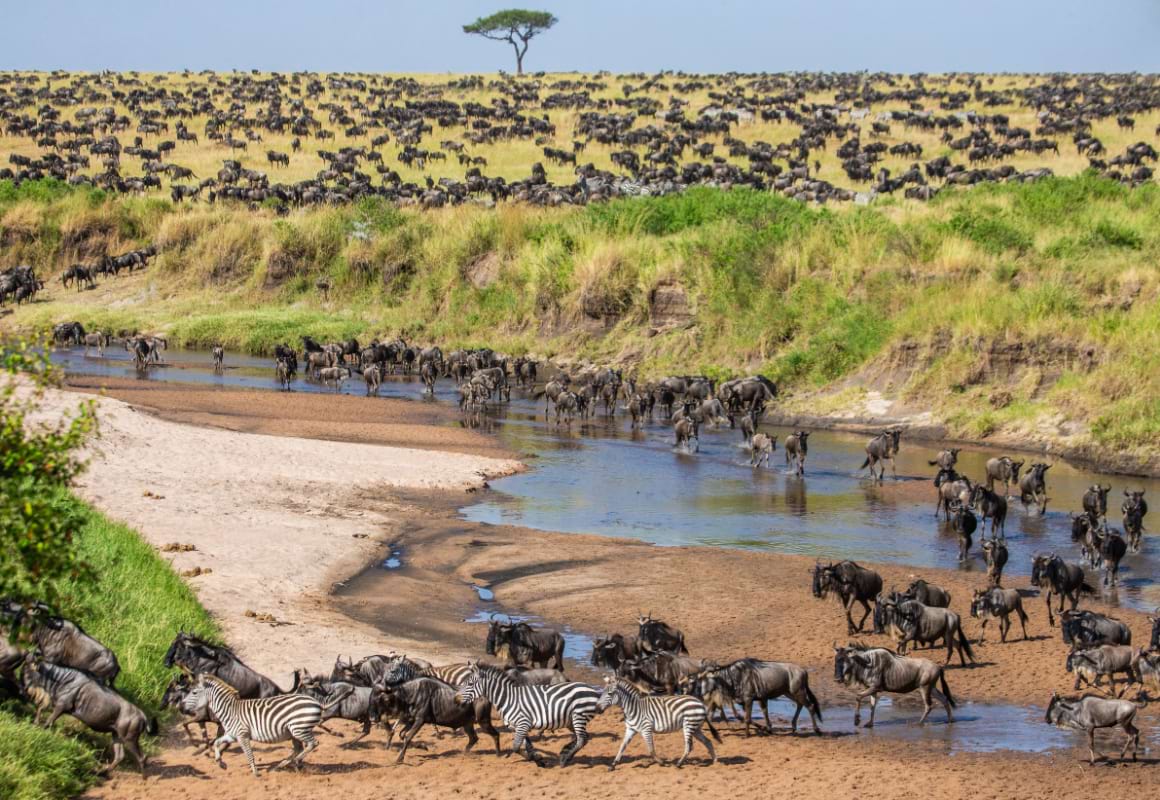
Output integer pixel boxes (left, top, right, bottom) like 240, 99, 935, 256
463, 9, 558, 75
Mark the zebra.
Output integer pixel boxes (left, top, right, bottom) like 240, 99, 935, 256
453, 663, 599, 766
380, 657, 473, 688
597, 676, 718, 770
186, 674, 331, 776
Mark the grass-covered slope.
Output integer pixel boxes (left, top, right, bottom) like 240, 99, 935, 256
0, 492, 217, 800
2, 175, 1158, 463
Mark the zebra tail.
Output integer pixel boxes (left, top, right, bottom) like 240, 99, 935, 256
805, 685, 823, 723
939, 670, 956, 708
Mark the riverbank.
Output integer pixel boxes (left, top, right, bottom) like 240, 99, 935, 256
3, 176, 1158, 473
28, 379, 1152, 800
37, 385, 521, 683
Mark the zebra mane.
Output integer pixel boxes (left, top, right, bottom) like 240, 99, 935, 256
202, 673, 239, 695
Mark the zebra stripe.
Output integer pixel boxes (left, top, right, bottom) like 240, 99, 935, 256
598, 677, 717, 769
381, 659, 473, 688
196, 674, 323, 776
454, 664, 599, 766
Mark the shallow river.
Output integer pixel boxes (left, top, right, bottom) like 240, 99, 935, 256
52, 345, 1160, 611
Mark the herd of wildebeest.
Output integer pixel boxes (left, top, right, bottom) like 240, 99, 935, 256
4, 328, 1154, 776
2, 70, 1159, 211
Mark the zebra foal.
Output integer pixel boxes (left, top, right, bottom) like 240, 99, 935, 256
453, 662, 599, 766
598, 676, 718, 770
187, 674, 329, 776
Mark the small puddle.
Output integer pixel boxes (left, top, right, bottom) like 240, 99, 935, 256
380, 546, 404, 570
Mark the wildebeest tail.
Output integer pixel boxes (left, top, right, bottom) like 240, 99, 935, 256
957, 625, 976, 663
705, 714, 723, 742
805, 685, 823, 723
939, 670, 956, 707
679, 634, 689, 655
859, 456, 871, 469
147, 717, 159, 736
1079, 581, 1096, 596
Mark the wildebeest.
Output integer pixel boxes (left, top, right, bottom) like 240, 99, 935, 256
750, 432, 774, 467
362, 364, 382, 395
935, 468, 972, 521
275, 357, 293, 390
968, 484, 1008, 539
485, 619, 565, 669
981, 538, 1008, 586
860, 428, 901, 481
891, 597, 975, 665
970, 587, 1029, 643
318, 366, 350, 391
951, 500, 977, 561
617, 652, 709, 695
784, 431, 809, 476
812, 561, 883, 634
1121, 489, 1147, 552
591, 633, 643, 670
928, 448, 960, 470
1066, 645, 1139, 693
673, 411, 699, 453
212, 345, 224, 372
22, 656, 156, 773
833, 644, 955, 727
19, 603, 120, 686
698, 658, 822, 735
295, 673, 379, 748
637, 613, 689, 655
1060, 609, 1132, 648
420, 360, 438, 394
1030, 554, 1094, 627
984, 456, 1023, 496
903, 579, 951, 608
1098, 527, 1128, 587
164, 631, 285, 697
1045, 692, 1140, 764
1018, 462, 1051, 515
1083, 484, 1112, 521
372, 677, 500, 762
161, 672, 220, 751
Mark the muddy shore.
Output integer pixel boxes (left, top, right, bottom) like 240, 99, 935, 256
48, 380, 1159, 800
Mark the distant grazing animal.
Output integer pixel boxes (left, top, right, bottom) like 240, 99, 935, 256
1083, 484, 1112, 521
951, 500, 977, 561
833, 644, 955, 727
812, 561, 883, 634
1018, 463, 1051, 515
1030, 554, 1094, 627
928, 449, 959, 470
1045, 692, 1140, 764
985, 457, 1023, 496
982, 538, 1008, 587
1121, 489, 1147, 552
970, 587, 1029, 643
968, 484, 1008, 540
784, 431, 809, 476
750, 433, 774, 467
212, 345, 224, 372
860, 429, 901, 480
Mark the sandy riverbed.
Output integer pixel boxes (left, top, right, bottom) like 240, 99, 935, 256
44, 381, 1158, 800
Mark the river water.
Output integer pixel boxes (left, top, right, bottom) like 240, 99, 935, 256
51, 345, 1160, 612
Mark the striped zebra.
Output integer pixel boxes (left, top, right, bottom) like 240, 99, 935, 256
598, 676, 718, 769
453, 663, 599, 766
187, 674, 328, 776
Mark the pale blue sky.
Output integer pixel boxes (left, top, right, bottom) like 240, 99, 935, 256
5, 1, 1159, 73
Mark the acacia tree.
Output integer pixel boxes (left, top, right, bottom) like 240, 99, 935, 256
463, 9, 558, 75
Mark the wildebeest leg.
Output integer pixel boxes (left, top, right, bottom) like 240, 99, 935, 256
462, 722, 479, 753
762, 700, 774, 735
978, 617, 989, 644
865, 693, 879, 728
931, 686, 953, 722
1045, 591, 1056, 627
918, 685, 934, 724
395, 710, 428, 763
1088, 728, 1100, 764
476, 713, 502, 755
743, 699, 755, 736
340, 719, 372, 748
124, 735, 147, 772
609, 728, 635, 770
101, 741, 125, 775
855, 598, 873, 633
1120, 720, 1139, 761
999, 615, 1010, 643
